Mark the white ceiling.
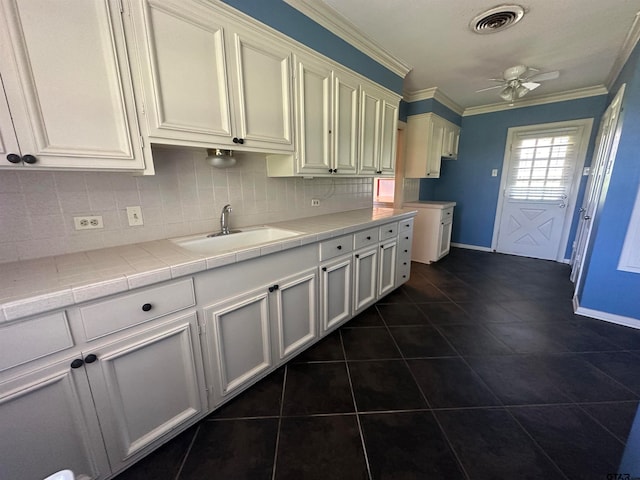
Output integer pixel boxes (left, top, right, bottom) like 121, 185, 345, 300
314, 0, 640, 109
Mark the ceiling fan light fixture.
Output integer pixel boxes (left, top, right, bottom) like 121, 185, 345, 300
515, 84, 530, 98
499, 86, 515, 102
470, 5, 525, 34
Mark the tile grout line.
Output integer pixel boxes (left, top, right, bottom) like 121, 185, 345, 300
379, 303, 473, 480
174, 423, 201, 480
339, 328, 373, 480
270, 366, 289, 480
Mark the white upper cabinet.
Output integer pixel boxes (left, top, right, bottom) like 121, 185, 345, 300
333, 70, 360, 175
130, 0, 293, 152
0, 0, 147, 171
358, 83, 398, 176
405, 112, 460, 178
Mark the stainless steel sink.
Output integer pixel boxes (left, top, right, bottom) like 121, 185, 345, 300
170, 226, 303, 255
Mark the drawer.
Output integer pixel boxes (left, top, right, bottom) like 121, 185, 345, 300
354, 228, 378, 250
379, 222, 398, 241
441, 207, 454, 221
0, 311, 73, 372
398, 218, 414, 233
80, 277, 195, 340
396, 263, 411, 284
398, 229, 413, 246
320, 235, 353, 261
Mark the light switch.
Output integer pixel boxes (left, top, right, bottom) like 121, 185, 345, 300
491, 169, 499, 177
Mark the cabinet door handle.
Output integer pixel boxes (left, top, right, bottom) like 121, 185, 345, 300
141, 303, 152, 312
322, 267, 327, 271
403, 262, 407, 265
6, 153, 21, 164
268, 284, 279, 293
84, 354, 98, 364
70, 359, 84, 369
405, 236, 409, 240
355, 254, 360, 258
274, 284, 279, 290
337, 245, 342, 250
22, 154, 37, 164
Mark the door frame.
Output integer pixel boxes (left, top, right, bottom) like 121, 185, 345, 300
491, 118, 594, 262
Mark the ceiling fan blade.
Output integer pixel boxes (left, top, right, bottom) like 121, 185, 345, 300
476, 85, 504, 93
527, 70, 559, 82
522, 82, 541, 91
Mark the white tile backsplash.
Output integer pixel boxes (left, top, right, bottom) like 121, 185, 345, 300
0, 146, 374, 263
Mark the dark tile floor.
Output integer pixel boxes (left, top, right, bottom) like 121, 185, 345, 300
115, 248, 640, 480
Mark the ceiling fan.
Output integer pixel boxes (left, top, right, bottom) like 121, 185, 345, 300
477, 65, 560, 102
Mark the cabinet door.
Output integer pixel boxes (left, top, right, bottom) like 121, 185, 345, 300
0, 83, 19, 162
333, 71, 359, 174
204, 288, 272, 398
85, 312, 206, 471
229, 27, 294, 150
0, 357, 110, 480
272, 269, 318, 361
358, 86, 381, 175
378, 240, 397, 298
294, 56, 332, 175
437, 219, 453, 260
353, 247, 378, 313
0, 0, 145, 170
378, 99, 398, 175
320, 256, 352, 333
427, 116, 446, 177
132, 0, 233, 144
441, 122, 460, 159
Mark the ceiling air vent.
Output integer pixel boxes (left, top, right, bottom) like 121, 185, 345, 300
470, 5, 525, 34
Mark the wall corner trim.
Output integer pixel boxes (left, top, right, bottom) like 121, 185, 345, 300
574, 296, 640, 329
282, 0, 411, 77
607, 11, 640, 88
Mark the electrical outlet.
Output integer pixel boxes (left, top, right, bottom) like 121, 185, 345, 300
311, 199, 320, 207
126, 206, 144, 226
491, 169, 499, 177
73, 215, 104, 230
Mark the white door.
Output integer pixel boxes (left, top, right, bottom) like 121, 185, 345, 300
571, 85, 625, 283
493, 120, 593, 261
86, 313, 206, 470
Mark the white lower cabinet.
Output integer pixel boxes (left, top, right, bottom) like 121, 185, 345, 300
378, 240, 397, 297
0, 310, 205, 480
86, 312, 206, 473
353, 246, 378, 314
320, 255, 353, 333
0, 356, 110, 480
204, 287, 272, 397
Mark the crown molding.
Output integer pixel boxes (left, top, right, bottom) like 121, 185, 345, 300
607, 11, 640, 88
462, 85, 609, 117
402, 87, 464, 115
282, 0, 411, 77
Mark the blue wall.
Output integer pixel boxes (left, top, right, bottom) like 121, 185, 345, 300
220, 0, 403, 94
418, 96, 607, 256
406, 99, 462, 126
578, 42, 640, 320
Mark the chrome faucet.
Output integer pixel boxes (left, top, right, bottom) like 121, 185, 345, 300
220, 204, 232, 235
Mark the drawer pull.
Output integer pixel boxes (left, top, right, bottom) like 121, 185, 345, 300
405, 236, 409, 240
388, 229, 393, 233
402, 275, 406, 279
70, 359, 84, 369
141, 303, 153, 312
355, 254, 360, 258
366, 236, 371, 240
403, 262, 407, 265
85, 354, 98, 364
337, 245, 342, 250
404, 250, 408, 253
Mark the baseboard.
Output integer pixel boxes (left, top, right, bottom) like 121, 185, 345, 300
450, 243, 493, 252
560, 258, 571, 264
573, 295, 640, 329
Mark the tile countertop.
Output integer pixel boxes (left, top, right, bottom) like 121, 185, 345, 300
0, 208, 416, 323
